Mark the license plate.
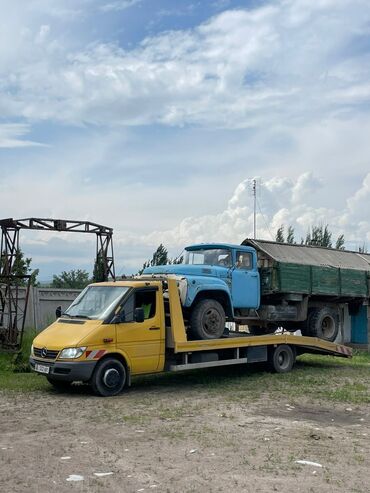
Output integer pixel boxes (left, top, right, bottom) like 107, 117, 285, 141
35, 363, 50, 374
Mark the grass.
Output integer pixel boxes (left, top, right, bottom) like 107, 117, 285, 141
0, 329, 51, 392
0, 372, 50, 392
0, 329, 36, 373
1, 337, 369, 404
131, 351, 370, 404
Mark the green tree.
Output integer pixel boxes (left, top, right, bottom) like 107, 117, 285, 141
277, 224, 344, 250
358, 244, 368, 254
92, 254, 106, 282
275, 225, 285, 243
171, 255, 184, 264
322, 225, 332, 248
335, 234, 345, 250
138, 244, 171, 275
150, 243, 169, 266
52, 269, 90, 289
138, 260, 150, 275
305, 225, 332, 248
286, 226, 295, 244
0, 248, 39, 286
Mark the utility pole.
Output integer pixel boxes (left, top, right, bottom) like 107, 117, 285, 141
252, 179, 257, 239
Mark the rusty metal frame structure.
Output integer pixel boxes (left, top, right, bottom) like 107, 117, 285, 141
0, 217, 115, 349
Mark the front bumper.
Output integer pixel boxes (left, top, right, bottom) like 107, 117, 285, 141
29, 357, 96, 382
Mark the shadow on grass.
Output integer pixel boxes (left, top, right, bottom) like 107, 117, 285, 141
1, 352, 364, 402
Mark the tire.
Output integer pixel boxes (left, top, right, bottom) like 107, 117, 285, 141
269, 345, 295, 373
306, 307, 339, 342
190, 299, 226, 340
91, 357, 126, 397
46, 377, 72, 391
248, 325, 277, 336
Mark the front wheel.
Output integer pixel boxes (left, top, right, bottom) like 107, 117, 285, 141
190, 299, 226, 340
91, 357, 127, 397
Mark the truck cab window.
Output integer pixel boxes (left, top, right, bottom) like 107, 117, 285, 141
135, 290, 156, 319
119, 289, 157, 322
236, 252, 252, 270
184, 248, 232, 267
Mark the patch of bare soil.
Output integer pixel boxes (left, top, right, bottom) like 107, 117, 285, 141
0, 383, 369, 492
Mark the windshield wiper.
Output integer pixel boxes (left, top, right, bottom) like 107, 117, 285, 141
64, 314, 92, 320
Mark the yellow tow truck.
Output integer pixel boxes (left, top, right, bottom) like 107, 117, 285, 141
30, 278, 352, 396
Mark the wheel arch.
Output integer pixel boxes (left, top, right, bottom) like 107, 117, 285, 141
192, 289, 233, 318
96, 351, 131, 383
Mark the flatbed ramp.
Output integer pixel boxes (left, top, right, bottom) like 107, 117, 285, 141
174, 333, 352, 357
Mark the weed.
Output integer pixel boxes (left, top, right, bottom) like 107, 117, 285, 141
0, 328, 36, 374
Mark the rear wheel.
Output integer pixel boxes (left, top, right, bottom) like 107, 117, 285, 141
190, 299, 226, 340
306, 307, 339, 342
269, 345, 295, 373
91, 357, 126, 397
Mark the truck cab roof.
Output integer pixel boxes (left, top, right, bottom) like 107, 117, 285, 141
185, 243, 254, 251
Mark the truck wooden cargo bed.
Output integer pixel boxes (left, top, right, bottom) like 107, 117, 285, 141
243, 239, 370, 298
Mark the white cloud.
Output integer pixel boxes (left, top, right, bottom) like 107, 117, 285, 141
35, 24, 50, 44
99, 0, 142, 12
0, 124, 45, 148
0, 0, 370, 128
134, 172, 370, 254
1, 1, 370, 275
4, 167, 370, 276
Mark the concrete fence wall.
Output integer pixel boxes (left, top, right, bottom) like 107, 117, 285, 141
8, 288, 370, 348
17, 287, 81, 331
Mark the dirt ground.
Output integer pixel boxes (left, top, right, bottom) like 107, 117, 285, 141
0, 369, 369, 493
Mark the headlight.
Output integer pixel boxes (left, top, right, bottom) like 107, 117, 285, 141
59, 347, 86, 359
30, 344, 34, 356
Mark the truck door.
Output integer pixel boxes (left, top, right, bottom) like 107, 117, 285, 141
116, 287, 162, 374
231, 251, 260, 308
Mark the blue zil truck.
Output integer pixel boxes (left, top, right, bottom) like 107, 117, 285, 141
143, 239, 370, 342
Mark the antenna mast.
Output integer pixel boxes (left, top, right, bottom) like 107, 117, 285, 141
252, 179, 257, 239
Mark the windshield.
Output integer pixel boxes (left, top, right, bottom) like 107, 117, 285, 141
184, 248, 232, 267
64, 285, 130, 320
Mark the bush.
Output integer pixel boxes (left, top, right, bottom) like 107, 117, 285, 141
0, 329, 36, 373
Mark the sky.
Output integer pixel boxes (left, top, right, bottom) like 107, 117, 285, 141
1, 0, 370, 280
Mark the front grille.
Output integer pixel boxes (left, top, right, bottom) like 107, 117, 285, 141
54, 367, 71, 374
34, 347, 59, 360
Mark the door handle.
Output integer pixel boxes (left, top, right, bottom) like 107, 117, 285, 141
149, 326, 160, 331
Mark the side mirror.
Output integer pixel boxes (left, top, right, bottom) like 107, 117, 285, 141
134, 307, 145, 323
56, 306, 62, 318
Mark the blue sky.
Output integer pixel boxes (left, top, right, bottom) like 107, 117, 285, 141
1, 0, 370, 280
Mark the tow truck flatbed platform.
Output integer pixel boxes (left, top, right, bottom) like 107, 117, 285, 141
30, 278, 352, 396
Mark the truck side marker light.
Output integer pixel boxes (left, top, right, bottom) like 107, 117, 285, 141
86, 349, 107, 359
103, 338, 113, 343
